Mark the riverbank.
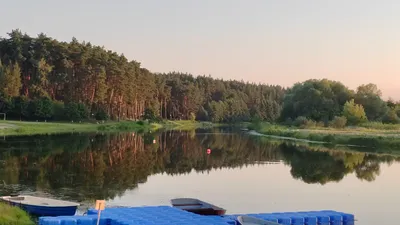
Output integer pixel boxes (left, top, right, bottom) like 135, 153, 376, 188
248, 122, 400, 151
0, 120, 151, 136
161, 120, 219, 130
0, 202, 34, 225
0, 120, 218, 136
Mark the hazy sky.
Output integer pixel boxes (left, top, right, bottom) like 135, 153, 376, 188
2, 0, 399, 99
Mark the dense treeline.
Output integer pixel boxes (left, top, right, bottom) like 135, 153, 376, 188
280, 79, 400, 127
0, 29, 398, 125
0, 30, 284, 122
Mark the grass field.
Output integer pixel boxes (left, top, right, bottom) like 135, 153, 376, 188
161, 120, 217, 130
0, 203, 34, 225
248, 122, 400, 151
0, 120, 155, 136
0, 120, 219, 136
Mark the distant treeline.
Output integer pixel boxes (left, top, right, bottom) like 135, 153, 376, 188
0, 29, 398, 125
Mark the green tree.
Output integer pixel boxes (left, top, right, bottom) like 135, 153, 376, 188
0, 63, 22, 97
355, 84, 388, 121
65, 103, 83, 121
53, 101, 66, 121
343, 99, 367, 125
281, 79, 353, 122
32, 97, 54, 120
142, 108, 161, 122
382, 109, 400, 124
0, 61, 4, 94
11, 96, 30, 120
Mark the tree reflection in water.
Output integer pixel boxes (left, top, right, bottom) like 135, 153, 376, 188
0, 129, 398, 203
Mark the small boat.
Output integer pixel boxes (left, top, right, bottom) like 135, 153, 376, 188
237, 216, 280, 225
170, 198, 226, 216
0, 195, 80, 216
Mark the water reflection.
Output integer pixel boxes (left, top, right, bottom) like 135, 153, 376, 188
0, 129, 398, 204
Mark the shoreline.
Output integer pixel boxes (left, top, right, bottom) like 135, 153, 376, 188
248, 122, 400, 152
0, 120, 219, 136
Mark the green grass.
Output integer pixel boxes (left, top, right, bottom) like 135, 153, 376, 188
0, 119, 222, 136
160, 120, 219, 130
0, 120, 154, 136
359, 121, 400, 130
0, 203, 34, 225
96, 120, 161, 132
248, 122, 400, 152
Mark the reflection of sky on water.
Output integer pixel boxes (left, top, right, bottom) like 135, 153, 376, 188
110, 163, 400, 225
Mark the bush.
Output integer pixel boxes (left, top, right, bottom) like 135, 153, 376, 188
196, 106, 209, 121
248, 121, 264, 131
53, 101, 65, 121
360, 122, 400, 130
293, 116, 316, 128
382, 109, 400, 124
31, 97, 54, 120
11, 96, 30, 119
95, 109, 109, 121
283, 118, 293, 126
65, 103, 88, 121
330, 116, 347, 128
141, 108, 161, 122
304, 119, 317, 128
343, 99, 367, 125
0, 203, 34, 225
77, 103, 89, 120
293, 116, 308, 127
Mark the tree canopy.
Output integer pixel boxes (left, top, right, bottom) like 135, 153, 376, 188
343, 99, 368, 125
0, 29, 397, 125
0, 29, 284, 123
280, 79, 354, 122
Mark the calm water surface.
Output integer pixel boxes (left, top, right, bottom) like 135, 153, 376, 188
0, 128, 399, 225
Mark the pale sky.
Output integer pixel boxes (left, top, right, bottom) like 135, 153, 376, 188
2, 0, 400, 99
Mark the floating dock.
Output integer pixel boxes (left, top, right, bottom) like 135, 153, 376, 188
39, 205, 355, 225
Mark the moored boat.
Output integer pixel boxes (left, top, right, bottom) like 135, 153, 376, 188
0, 195, 80, 216
170, 198, 226, 216
237, 215, 280, 225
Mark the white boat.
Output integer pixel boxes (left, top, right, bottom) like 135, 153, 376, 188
0, 195, 80, 216
237, 215, 280, 225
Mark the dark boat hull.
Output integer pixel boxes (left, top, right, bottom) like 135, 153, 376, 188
171, 198, 226, 216
0, 196, 79, 216
181, 207, 226, 216
6, 202, 78, 216
5, 201, 78, 216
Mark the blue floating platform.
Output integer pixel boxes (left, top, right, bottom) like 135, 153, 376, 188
39, 206, 355, 225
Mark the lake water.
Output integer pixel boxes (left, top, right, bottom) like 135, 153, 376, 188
0, 128, 399, 225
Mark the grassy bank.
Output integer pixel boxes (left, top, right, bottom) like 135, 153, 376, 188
248, 122, 400, 152
0, 203, 34, 225
0, 120, 219, 136
0, 120, 157, 136
160, 120, 219, 130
